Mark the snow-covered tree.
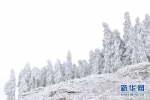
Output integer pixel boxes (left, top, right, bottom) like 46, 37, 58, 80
18, 78, 29, 96
102, 22, 113, 73
29, 67, 41, 89
143, 14, 150, 61
78, 60, 84, 78
78, 60, 88, 78
46, 60, 54, 86
4, 81, 11, 100
143, 14, 150, 32
82, 60, 89, 76
134, 17, 141, 33
71, 64, 76, 79
132, 17, 141, 64
123, 12, 134, 66
62, 61, 66, 80
71, 64, 79, 78
132, 18, 148, 64
89, 49, 104, 75
89, 50, 95, 75
91, 48, 103, 74
100, 49, 105, 70
40, 66, 46, 87
137, 25, 148, 63
64, 50, 72, 81
110, 30, 124, 73
54, 59, 64, 84
4, 69, 16, 100
18, 63, 31, 97
102, 22, 124, 73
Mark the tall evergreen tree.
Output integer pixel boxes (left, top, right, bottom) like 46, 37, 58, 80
46, 60, 54, 86
72, 64, 79, 78
78, 60, 88, 77
102, 22, 113, 73
40, 66, 46, 87
90, 48, 103, 74
54, 59, 64, 84
143, 14, 150, 61
100, 49, 105, 71
62, 61, 66, 80
29, 67, 41, 89
18, 63, 31, 97
89, 50, 95, 74
123, 12, 134, 66
132, 18, 148, 64
71, 64, 76, 79
64, 51, 72, 81
132, 17, 140, 64
4, 69, 16, 100
82, 60, 89, 76
95, 48, 103, 74
110, 30, 124, 72
78, 60, 84, 78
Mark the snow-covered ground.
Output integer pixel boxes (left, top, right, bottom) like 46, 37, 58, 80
20, 63, 150, 100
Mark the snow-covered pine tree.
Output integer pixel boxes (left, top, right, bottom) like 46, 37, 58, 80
132, 17, 148, 64
4, 69, 16, 100
29, 67, 41, 89
78, 60, 87, 78
89, 50, 95, 75
18, 63, 31, 97
4, 81, 11, 100
78, 60, 83, 78
64, 50, 72, 81
100, 49, 105, 71
123, 12, 134, 66
18, 78, 29, 96
137, 25, 148, 63
46, 60, 54, 86
102, 22, 113, 73
132, 17, 141, 64
71, 64, 76, 79
40, 66, 46, 87
110, 30, 124, 73
62, 61, 66, 80
82, 60, 89, 76
143, 14, 150, 61
54, 59, 64, 84
72, 64, 79, 78
134, 17, 141, 33
9, 69, 16, 99
91, 48, 103, 74
75, 66, 80, 78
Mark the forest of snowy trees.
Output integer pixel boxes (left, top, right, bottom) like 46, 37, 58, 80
4, 12, 150, 99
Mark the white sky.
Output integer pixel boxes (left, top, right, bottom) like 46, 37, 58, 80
0, 0, 150, 99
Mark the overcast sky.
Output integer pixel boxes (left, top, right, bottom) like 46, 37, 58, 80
0, 0, 150, 99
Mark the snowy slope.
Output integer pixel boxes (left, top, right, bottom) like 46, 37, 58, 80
20, 63, 150, 100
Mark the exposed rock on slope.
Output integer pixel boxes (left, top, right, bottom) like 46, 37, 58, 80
20, 63, 150, 100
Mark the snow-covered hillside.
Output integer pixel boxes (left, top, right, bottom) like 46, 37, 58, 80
5, 12, 150, 100
20, 63, 150, 100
